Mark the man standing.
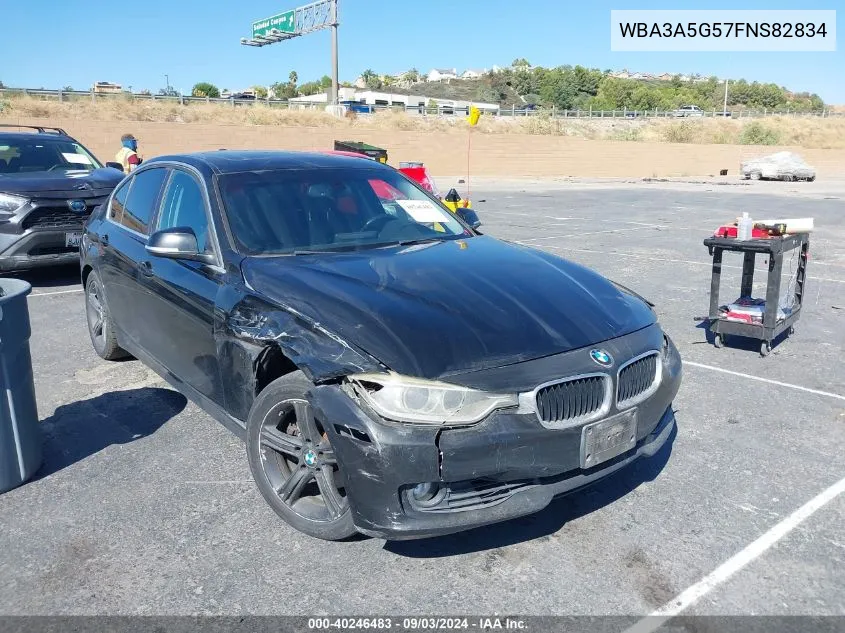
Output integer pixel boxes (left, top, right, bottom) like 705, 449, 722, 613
115, 133, 142, 172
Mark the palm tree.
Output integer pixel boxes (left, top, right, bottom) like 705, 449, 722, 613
289, 71, 298, 86
361, 69, 376, 83
404, 68, 420, 83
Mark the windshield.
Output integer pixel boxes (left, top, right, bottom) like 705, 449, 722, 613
217, 167, 471, 255
0, 138, 103, 174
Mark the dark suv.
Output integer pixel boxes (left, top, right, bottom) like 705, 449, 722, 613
0, 125, 124, 271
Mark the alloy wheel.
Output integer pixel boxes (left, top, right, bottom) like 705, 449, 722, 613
258, 399, 348, 522
86, 278, 106, 347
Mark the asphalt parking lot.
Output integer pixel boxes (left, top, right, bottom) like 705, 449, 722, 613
1, 181, 843, 618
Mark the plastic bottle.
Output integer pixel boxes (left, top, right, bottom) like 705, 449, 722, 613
737, 212, 753, 241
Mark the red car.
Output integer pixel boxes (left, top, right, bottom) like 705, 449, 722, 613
323, 151, 480, 229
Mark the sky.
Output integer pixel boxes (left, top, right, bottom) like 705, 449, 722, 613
2, 0, 842, 102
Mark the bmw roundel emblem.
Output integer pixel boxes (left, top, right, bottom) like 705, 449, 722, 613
67, 199, 88, 214
590, 349, 614, 367
303, 449, 317, 467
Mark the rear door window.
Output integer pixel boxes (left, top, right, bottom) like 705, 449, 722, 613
109, 179, 131, 224
121, 168, 168, 235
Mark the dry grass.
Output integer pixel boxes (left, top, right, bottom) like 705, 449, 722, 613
2, 95, 844, 149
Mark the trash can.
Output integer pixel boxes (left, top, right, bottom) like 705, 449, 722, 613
0, 278, 41, 493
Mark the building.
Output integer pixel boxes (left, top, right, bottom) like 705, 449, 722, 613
426, 68, 458, 82
461, 69, 485, 80
288, 88, 499, 115
656, 73, 674, 81
92, 81, 122, 94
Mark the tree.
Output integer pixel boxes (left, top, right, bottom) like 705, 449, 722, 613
297, 81, 324, 96
191, 82, 220, 98
320, 75, 332, 89
404, 68, 420, 83
158, 86, 179, 97
289, 71, 298, 86
0, 79, 4, 89
271, 81, 297, 100
360, 69, 382, 90
512, 58, 531, 68
252, 85, 268, 99
486, 69, 514, 101
62, 85, 74, 92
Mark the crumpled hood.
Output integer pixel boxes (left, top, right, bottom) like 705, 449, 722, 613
241, 235, 656, 379
0, 168, 123, 195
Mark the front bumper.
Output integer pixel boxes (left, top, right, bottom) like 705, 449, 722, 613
310, 327, 682, 540
0, 230, 81, 271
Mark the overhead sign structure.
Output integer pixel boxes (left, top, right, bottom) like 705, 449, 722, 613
241, 0, 340, 105
252, 10, 296, 38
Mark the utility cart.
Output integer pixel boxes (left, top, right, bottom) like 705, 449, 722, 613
703, 233, 809, 356
333, 140, 388, 163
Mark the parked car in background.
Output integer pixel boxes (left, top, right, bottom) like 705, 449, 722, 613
340, 101, 374, 114
0, 125, 124, 271
81, 150, 682, 541
673, 105, 704, 118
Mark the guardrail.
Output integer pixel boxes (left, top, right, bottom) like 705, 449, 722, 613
1, 87, 841, 119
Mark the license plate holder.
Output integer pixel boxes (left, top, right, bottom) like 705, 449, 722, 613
65, 232, 83, 248
581, 409, 638, 469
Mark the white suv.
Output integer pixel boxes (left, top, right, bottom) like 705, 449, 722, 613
674, 105, 704, 118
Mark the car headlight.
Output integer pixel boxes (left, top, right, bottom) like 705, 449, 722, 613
0, 193, 28, 219
349, 372, 518, 425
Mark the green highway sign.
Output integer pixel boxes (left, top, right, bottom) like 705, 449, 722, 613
252, 10, 296, 38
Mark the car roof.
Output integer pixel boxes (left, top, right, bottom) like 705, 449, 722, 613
0, 131, 76, 143
146, 150, 393, 175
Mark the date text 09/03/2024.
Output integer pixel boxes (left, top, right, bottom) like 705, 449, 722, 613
307, 617, 528, 630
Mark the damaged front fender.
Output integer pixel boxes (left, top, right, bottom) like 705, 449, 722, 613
215, 287, 385, 421
224, 292, 384, 382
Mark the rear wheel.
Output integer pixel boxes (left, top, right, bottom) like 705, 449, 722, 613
246, 371, 356, 541
85, 271, 127, 360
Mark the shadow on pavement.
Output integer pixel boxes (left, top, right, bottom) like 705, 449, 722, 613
385, 417, 678, 557
1, 264, 81, 289
34, 387, 187, 479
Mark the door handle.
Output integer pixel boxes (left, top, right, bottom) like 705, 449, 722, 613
139, 260, 154, 276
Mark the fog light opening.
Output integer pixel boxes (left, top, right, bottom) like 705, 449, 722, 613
411, 482, 440, 502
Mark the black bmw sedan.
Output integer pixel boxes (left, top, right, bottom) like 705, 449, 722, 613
80, 151, 682, 540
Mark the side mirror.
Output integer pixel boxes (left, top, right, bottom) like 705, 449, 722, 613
146, 227, 214, 264
456, 207, 482, 230
105, 161, 125, 172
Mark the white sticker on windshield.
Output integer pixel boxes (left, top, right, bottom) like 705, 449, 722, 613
62, 152, 92, 165
395, 199, 445, 223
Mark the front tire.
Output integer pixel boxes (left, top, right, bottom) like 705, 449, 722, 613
85, 271, 128, 360
246, 371, 357, 541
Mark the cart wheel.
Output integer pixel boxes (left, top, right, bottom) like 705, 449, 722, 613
760, 341, 771, 357
714, 334, 724, 348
